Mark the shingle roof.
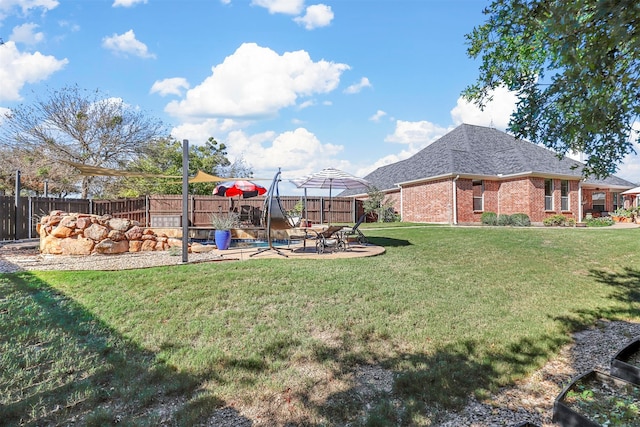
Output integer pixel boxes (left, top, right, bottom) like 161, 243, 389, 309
341, 124, 635, 195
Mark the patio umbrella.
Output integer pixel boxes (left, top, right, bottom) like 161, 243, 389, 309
292, 167, 370, 224
213, 180, 267, 198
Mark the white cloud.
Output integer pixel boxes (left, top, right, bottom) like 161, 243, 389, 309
102, 29, 156, 59
344, 77, 371, 94
450, 85, 517, 130
226, 127, 343, 172
251, 0, 303, 15
385, 120, 450, 146
0, 0, 58, 21
10, 22, 44, 45
150, 77, 190, 96
112, 0, 147, 7
171, 120, 346, 187
298, 99, 315, 109
369, 110, 387, 122
220, 0, 231, 4
58, 20, 80, 32
0, 41, 68, 102
356, 148, 416, 178
165, 43, 349, 119
294, 3, 334, 30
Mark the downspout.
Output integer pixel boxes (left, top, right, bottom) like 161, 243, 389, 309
452, 175, 460, 225
578, 181, 583, 222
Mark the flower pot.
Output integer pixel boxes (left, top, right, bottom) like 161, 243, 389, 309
611, 337, 640, 386
214, 229, 232, 250
553, 369, 640, 427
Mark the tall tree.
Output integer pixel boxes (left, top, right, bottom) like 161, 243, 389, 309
464, 0, 640, 178
0, 85, 166, 198
0, 145, 77, 196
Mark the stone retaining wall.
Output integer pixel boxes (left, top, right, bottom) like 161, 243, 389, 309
38, 210, 184, 255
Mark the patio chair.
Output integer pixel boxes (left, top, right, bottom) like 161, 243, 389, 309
311, 225, 348, 254
340, 214, 368, 245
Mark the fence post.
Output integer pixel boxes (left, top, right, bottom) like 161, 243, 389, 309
14, 170, 20, 240
28, 196, 32, 239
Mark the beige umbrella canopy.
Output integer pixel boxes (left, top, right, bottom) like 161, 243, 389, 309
293, 167, 370, 224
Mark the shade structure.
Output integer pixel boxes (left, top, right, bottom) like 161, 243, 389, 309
622, 186, 640, 195
292, 167, 369, 224
213, 180, 267, 199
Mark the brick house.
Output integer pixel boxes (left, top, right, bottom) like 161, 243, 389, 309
343, 124, 636, 224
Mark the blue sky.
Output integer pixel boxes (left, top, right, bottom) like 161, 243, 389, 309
1, 0, 638, 195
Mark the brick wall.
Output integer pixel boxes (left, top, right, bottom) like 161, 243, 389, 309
402, 179, 453, 223
399, 176, 584, 224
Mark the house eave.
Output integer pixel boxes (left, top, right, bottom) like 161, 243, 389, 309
395, 171, 633, 191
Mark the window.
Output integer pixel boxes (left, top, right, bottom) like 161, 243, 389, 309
473, 180, 484, 211
592, 192, 605, 212
613, 192, 621, 211
544, 179, 554, 210
561, 180, 569, 211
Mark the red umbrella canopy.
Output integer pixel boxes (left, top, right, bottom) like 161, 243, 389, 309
213, 180, 267, 198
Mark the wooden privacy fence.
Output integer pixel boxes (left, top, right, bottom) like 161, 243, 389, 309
1, 195, 362, 241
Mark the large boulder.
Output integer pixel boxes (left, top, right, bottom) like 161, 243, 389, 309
60, 237, 95, 255
94, 239, 129, 254
84, 223, 109, 241
108, 218, 131, 232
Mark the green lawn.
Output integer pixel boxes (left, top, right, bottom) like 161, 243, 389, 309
1, 225, 639, 425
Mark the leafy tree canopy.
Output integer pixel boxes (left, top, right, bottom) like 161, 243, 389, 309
464, 0, 640, 178
117, 137, 252, 197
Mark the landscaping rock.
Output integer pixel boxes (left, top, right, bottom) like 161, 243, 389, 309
37, 211, 190, 256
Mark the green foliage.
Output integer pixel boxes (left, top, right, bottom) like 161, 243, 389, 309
120, 136, 248, 197
481, 211, 497, 225
586, 217, 614, 227
543, 214, 576, 227
497, 214, 512, 226
464, 0, 640, 178
510, 213, 531, 227
210, 212, 239, 230
363, 186, 396, 222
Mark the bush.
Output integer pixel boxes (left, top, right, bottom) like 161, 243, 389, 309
481, 211, 497, 225
586, 217, 614, 227
543, 214, 575, 227
510, 213, 531, 227
497, 214, 512, 226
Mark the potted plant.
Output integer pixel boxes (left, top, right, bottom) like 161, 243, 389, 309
210, 212, 239, 250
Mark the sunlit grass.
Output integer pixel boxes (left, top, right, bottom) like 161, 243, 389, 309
1, 225, 639, 425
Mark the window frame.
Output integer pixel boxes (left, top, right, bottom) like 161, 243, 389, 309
544, 179, 554, 211
472, 180, 484, 212
560, 180, 569, 211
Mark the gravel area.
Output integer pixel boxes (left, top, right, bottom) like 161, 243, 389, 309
2, 242, 638, 426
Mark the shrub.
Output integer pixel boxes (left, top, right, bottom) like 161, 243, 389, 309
586, 217, 614, 227
543, 214, 569, 226
510, 213, 531, 227
481, 211, 497, 225
497, 214, 512, 226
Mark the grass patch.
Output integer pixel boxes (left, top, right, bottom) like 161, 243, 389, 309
1, 226, 639, 425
